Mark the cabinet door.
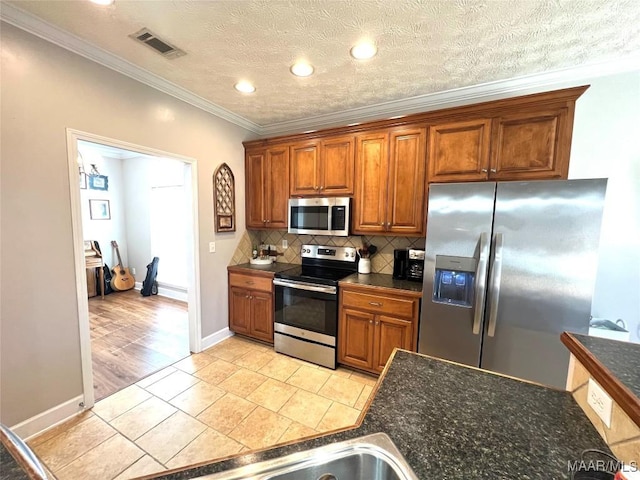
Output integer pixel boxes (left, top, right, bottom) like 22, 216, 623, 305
250, 290, 274, 343
229, 287, 251, 335
290, 142, 319, 196
489, 108, 569, 180
320, 136, 355, 195
373, 315, 413, 372
245, 150, 266, 228
428, 119, 491, 182
265, 146, 290, 228
338, 308, 375, 370
352, 132, 389, 235
387, 127, 427, 236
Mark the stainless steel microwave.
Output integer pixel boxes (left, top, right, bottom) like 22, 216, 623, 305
288, 197, 350, 237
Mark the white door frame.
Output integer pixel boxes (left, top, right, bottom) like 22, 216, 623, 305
65, 128, 202, 409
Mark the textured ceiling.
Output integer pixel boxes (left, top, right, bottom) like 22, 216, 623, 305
3, 0, 640, 129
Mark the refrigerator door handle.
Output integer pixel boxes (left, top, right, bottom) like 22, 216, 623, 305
472, 232, 490, 334
486, 233, 504, 337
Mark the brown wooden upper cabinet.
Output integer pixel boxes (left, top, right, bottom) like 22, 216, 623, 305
290, 135, 355, 196
429, 107, 572, 182
428, 119, 492, 182
352, 127, 427, 236
245, 146, 289, 229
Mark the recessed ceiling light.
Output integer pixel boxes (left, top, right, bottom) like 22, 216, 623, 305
290, 62, 314, 77
89, 0, 114, 5
234, 81, 256, 93
350, 42, 377, 60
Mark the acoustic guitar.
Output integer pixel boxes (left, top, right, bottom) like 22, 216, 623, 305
110, 241, 135, 291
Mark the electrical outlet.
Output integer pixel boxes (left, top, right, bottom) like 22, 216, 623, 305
209, 241, 216, 253
282, 239, 288, 249
587, 378, 612, 427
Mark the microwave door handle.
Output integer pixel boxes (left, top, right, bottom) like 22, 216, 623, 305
486, 233, 504, 337
472, 232, 490, 335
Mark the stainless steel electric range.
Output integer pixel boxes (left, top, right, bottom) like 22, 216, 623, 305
273, 244, 357, 369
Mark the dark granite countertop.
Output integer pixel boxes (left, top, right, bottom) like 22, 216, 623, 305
340, 272, 424, 295
227, 262, 298, 274
0, 443, 31, 480
571, 333, 640, 400
146, 350, 609, 480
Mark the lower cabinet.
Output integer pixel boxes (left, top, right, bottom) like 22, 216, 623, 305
228, 269, 274, 343
338, 284, 420, 374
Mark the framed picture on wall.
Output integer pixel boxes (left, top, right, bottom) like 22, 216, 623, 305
89, 175, 109, 191
89, 199, 111, 220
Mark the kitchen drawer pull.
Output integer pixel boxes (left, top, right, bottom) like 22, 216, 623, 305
369, 302, 383, 307
245, 281, 254, 285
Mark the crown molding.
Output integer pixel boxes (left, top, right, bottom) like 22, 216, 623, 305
2, 2, 639, 139
261, 55, 640, 137
0, 3, 262, 134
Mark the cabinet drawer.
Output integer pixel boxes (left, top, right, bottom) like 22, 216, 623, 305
342, 289, 417, 319
228, 272, 273, 292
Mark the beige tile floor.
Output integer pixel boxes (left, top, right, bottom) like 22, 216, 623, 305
29, 336, 377, 480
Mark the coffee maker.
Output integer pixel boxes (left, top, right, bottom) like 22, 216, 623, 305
406, 249, 425, 282
393, 249, 408, 279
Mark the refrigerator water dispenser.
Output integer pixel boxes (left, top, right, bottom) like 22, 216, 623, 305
433, 255, 476, 307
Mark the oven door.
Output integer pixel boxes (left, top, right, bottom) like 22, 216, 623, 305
273, 279, 337, 343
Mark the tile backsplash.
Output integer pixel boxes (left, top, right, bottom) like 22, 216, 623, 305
229, 229, 425, 274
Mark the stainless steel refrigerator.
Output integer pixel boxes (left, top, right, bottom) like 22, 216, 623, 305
418, 179, 607, 389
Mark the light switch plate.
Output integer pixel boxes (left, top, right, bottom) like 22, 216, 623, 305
587, 378, 613, 427
282, 239, 288, 249
209, 241, 216, 253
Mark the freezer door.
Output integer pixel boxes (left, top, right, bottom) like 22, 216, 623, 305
480, 179, 607, 389
418, 182, 496, 366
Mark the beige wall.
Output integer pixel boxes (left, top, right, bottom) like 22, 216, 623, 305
0, 23, 253, 426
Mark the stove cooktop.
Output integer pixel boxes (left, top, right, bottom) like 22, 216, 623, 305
275, 265, 355, 286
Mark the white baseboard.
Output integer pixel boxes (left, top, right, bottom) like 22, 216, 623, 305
11, 395, 85, 441
133, 281, 188, 302
201, 328, 233, 350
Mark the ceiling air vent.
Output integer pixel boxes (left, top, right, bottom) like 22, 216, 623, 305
129, 28, 186, 59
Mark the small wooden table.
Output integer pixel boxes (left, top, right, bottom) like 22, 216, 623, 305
84, 241, 104, 299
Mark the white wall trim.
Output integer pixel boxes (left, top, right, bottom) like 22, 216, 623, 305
0, 3, 261, 134
201, 328, 234, 351
3, 2, 639, 139
66, 128, 203, 409
133, 281, 189, 302
11, 395, 84, 441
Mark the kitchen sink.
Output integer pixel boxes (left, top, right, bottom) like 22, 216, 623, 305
196, 432, 419, 480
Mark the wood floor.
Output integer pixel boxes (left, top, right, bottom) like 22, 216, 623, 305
89, 290, 189, 401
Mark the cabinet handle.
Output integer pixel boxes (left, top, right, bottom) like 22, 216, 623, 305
481, 168, 488, 173
369, 320, 373, 324
314, 186, 319, 190
369, 302, 383, 307
266, 220, 271, 223
320, 186, 324, 190
246, 281, 254, 285
245, 295, 250, 298
490, 168, 496, 173
375, 321, 379, 326
263, 220, 267, 224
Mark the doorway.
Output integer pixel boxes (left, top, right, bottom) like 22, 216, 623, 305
66, 129, 202, 408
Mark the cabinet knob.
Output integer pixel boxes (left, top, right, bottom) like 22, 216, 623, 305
490, 168, 496, 173
263, 220, 267, 224
369, 320, 373, 324
319, 186, 324, 190
375, 321, 379, 326
266, 220, 270, 223
314, 186, 319, 190
481, 168, 488, 173
380, 222, 384, 226
245, 295, 250, 298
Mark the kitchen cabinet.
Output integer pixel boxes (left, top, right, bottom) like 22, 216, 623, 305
245, 146, 289, 229
338, 285, 420, 374
428, 119, 492, 182
228, 269, 274, 343
352, 127, 427, 236
290, 136, 355, 196
428, 107, 572, 182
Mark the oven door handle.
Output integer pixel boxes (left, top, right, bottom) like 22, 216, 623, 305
273, 279, 337, 295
